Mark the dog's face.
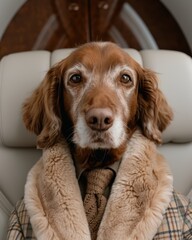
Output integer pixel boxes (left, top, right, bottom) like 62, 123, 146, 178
23, 42, 173, 167
64, 43, 138, 150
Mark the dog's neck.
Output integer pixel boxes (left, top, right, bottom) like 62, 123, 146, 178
72, 142, 126, 170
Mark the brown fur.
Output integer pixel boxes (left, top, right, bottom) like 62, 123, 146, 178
23, 42, 173, 168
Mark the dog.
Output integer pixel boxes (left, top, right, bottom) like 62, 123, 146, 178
23, 42, 172, 169
9, 42, 192, 240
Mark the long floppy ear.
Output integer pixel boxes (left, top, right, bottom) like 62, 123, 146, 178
137, 68, 173, 144
23, 62, 64, 148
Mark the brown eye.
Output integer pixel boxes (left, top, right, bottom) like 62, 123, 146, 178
120, 74, 132, 84
69, 74, 82, 84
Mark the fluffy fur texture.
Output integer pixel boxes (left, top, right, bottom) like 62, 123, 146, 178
23, 42, 173, 239
24, 130, 173, 239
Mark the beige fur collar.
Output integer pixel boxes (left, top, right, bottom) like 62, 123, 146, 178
24, 130, 173, 240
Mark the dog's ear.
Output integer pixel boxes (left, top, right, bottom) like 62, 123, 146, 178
137, 68, 173, 143
23, 62, 64, 148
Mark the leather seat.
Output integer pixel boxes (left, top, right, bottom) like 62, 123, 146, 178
0, 48, 192, 239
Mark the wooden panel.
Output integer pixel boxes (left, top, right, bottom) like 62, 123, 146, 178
127, 0, 191, 54
90, 0, 191, 55
0, 0, 89, 58
0, 0, 191, 59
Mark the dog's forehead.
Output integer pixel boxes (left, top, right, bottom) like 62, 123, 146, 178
66, 42, 136, 71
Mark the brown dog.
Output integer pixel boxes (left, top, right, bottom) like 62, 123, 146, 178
23, 42, 172, 169
8, 42, 192, 240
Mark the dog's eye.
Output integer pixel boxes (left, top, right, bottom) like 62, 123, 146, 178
69, 74, 82, 84
120, 74, 132, 84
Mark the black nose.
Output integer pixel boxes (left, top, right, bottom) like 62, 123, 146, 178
85, 108, 114, 131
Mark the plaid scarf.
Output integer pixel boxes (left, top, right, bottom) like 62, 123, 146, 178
7, 191, 192, 239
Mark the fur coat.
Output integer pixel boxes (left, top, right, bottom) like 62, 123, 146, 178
7, 131, 192, 239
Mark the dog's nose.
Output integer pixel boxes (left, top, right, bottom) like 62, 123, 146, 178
85, 108, 114, 131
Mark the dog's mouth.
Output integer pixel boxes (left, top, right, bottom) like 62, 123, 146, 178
73, 118, 127, 150
88, 134, 112, 148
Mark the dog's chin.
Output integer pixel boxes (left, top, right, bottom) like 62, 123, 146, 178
74, 141, 127, 169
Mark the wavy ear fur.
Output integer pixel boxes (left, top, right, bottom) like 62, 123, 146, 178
23, 63, 63, 148
137, 68, 173, 143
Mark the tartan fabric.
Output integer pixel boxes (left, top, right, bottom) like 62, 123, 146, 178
7, 191, 192, 239
154, 191, 192, 239
7, 199, 36, 240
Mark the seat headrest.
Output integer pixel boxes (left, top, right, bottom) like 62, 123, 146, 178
0, 49, 192, 147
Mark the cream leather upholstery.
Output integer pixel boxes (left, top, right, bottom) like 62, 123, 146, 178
0, 49, 192, 239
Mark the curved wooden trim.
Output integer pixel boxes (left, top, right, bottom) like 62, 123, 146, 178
0, 0, 191, 59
